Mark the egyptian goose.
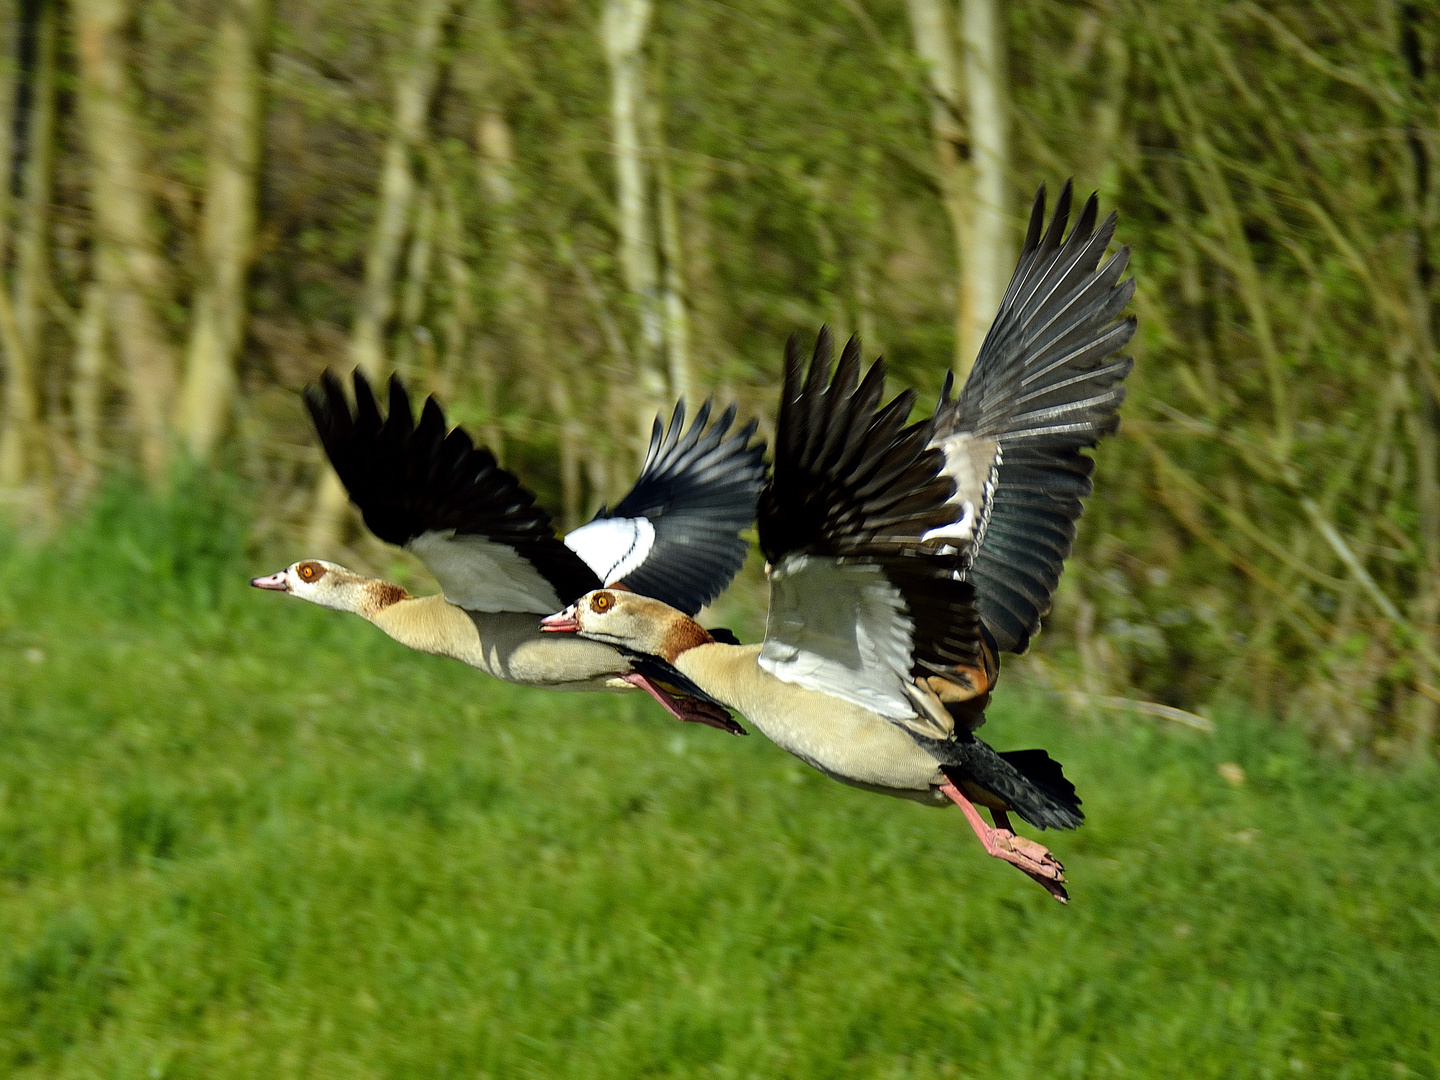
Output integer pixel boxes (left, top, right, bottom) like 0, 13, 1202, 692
252, 371, 765, 733
541, 182, 1136, 900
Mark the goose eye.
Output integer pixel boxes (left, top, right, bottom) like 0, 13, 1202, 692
297, 562, 326, 582
590, 592, 614, 613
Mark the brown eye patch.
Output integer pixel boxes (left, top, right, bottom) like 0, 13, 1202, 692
297, 561, 327, 583
590, 591, 614, 613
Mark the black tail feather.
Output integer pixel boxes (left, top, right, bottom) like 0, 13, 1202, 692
998, 749, 1082, 818
938, 736, 1084, 831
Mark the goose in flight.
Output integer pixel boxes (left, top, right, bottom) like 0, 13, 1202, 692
541, 182, 1136, 900
252, 371, 765, 733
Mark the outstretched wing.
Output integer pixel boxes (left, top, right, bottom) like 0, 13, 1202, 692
934, 180, 1137, 654
306, 370, 602, 613
756, 330, 983, 726
563, 399, 765, 616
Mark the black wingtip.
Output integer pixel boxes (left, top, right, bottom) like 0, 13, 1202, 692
665, 398, 687, 443
313, 368, 345, 412
783, 332, 806, 398
1023, 182, 1047, 255
417, 394, 447, 448
806, 326, 833, 397
352, 369, 382, 433
386, 375, 414, 437
1044, 180, 1074, 252
305, 368, 357, 449
1073, 190, 1100, 241
691, 396, 714, 436
712, 399, 736, 438
303, 376, 330, 429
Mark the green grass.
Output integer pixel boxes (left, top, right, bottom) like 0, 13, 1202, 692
0, 490, 1438, 1078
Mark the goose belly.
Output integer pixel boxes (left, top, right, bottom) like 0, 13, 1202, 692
678, 646, 945, 794
749, 694, 946, 794
465, 611, 631, 689
372, 600, 630, 690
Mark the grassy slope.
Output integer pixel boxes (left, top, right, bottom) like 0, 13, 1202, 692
0, 524, 1438, 1078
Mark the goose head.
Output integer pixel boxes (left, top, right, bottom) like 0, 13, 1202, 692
541, 589, 712, 662
250, 560, 410, 617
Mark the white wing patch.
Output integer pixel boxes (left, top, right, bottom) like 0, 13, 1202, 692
922, 432, 1000, 564
758, 555, 917, 720
408, 531, 563, 614
921, 500, 977, 544
563, 516, 657, 584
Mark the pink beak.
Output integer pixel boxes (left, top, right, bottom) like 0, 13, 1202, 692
250, 571, 291, 592
540, 606, 580, 632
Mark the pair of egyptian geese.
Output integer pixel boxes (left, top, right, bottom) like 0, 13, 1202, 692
254, 183, 1135, 903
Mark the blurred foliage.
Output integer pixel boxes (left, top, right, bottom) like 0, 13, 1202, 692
46, 470, 248, 613
1, 0, 1439, 755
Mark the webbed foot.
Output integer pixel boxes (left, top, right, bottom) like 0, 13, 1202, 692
621, 671, 747, 735
939, 780, 1069, 903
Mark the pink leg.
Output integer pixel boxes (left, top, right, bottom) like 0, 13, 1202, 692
939, 780, 1069, 904
621, 671, 746, 735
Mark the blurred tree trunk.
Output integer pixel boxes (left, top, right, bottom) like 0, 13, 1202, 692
71, 281, 108, 487
473, 108, 518, 463
602, 0, 667, 451
904, 0, 1017, 372
0, 0, 55, 491
0, 292, 29, 488
308, 0, 455, 551
347, 0, 453, 379
0, 10, 17, 259
0, 4, 16, 493
960, 0, 1011, 369
434, 165, 472, 397
904, 0, 972, 374
72, 0, 179, 485
178, 0, 273, 460
645, 88, 691, 402
394, 183, 436, 381
12, 0, 55, 376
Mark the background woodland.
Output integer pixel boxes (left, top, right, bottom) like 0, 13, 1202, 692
1, 0, 1438, 757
